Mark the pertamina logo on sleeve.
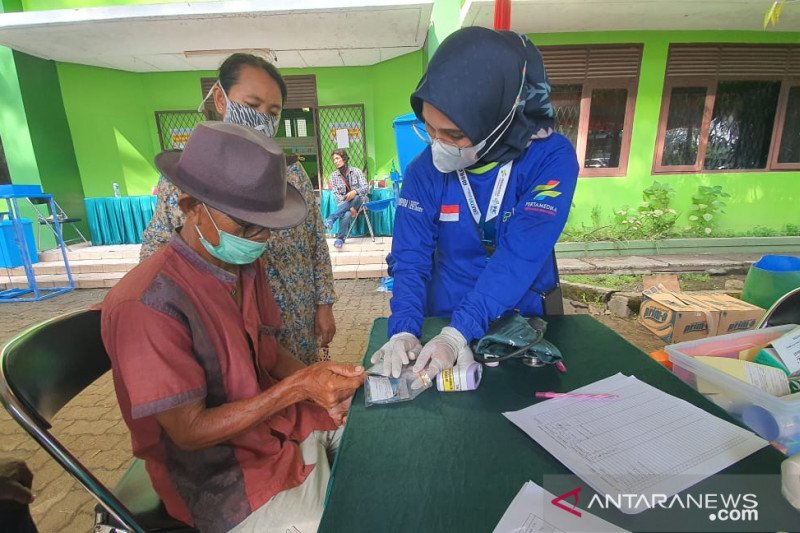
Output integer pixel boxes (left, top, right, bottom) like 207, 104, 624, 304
524, 180, 562, 216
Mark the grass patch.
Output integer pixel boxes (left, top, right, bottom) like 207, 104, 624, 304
680, 273, 711, 284
562, 274, 641, 290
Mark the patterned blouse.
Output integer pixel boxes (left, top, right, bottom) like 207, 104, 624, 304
139, 161, 336, 364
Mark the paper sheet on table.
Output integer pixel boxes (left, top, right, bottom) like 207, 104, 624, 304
493, 481, 628, 533
335, 128, 350, 148
504, 373, 767, 514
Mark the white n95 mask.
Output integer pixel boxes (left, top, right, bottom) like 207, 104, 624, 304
431, 139, 486, 173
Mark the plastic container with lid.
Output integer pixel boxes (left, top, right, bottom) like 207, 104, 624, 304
666, 324, 800, 453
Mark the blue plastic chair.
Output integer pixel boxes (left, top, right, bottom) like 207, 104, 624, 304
345, 175, 401, 242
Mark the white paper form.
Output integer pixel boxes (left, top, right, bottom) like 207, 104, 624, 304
504, 374, 767, 514
493, 481, 628, 533
335, 128, 350, 148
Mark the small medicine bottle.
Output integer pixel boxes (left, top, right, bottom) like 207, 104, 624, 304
436, 362, 483, 392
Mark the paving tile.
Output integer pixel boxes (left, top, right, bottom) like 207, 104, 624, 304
648, 254, 741, 268
357, 264, 387, 278
556, 258, 597, 272
359, 251, 386, 265
332, 265, 358, 280
580, 256, 670, 271
331, 251, 361, 266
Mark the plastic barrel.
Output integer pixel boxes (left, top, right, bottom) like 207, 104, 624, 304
741, 255, 800, 311
392, 112, 428, 177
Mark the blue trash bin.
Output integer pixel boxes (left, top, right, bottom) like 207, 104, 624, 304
392, 112, 428, 177
0, 218, 39, 268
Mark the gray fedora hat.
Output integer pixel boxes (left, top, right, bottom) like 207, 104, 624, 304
154, 122, 307, 229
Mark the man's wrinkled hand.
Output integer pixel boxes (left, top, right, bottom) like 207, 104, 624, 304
0, 459, 34, 504
370, 333, 422, 378
300, 362, 365, 410
327, 395, 354, 426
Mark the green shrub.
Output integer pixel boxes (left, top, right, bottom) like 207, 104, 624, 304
688, 185, 730, 236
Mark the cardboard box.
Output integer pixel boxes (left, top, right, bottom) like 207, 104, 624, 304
639, 289, 764, 344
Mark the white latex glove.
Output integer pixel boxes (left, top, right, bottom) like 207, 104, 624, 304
782, 454, 800, 510
370, 332, 422, 378
411, 326, 467, 390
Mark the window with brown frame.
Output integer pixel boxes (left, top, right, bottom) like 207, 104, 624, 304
654, 45, 800, 173
541, 45, 642, 177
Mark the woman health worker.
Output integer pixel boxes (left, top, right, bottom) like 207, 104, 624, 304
372, 27, 579, 383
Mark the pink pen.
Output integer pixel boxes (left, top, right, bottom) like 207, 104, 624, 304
535, 391, 618, 400
555, 361, 567, 373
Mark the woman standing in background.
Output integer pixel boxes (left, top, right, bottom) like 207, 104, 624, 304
140, 53, 336, 365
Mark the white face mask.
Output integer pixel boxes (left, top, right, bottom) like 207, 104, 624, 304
430, 138, 487, 173
419, 59, 529, 174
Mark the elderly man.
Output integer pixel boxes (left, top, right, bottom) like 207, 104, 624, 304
101, 122, 364, 533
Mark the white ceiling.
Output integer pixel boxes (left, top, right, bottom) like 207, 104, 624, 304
0, 0, 433, 71
462, 0, 800, 33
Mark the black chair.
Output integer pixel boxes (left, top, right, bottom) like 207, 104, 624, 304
757, 287, 800, 328
544, 253, 565, 316
25, 197, 88, 250
0, 309, 196, 533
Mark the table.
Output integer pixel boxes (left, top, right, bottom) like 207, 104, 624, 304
320, 316, 798, 532
84, 196, 158, 245
320, 188, 395, 237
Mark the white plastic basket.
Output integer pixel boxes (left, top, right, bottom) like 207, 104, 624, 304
666, 324, 800, 453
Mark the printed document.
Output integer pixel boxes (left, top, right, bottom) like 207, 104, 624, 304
504, 374, 767, 514
493, 480, 628, 533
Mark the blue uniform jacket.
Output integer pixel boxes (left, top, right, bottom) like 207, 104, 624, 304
387, 133, 579, 342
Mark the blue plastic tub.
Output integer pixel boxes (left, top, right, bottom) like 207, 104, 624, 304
392, 113, 428, 177
0, 218, 39, 268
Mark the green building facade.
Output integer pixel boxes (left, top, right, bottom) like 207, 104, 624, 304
0, 0, 798, 238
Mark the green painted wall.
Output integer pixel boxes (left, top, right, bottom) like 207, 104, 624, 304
57, 50, 424, 197
57, 63, 158, 196
0, 2, 38, 189
14, 51, 87, 236
528, 30, 800, 234
428, 0, 462, 58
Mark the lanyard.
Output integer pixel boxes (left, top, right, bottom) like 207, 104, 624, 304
455, 161, 513, 257
456, 161, 513, 225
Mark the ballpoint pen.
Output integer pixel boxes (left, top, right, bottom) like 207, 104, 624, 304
535, 391, 618, 400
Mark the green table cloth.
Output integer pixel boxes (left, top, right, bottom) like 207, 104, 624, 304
320, 315, 798, 532
84, 196, 157, 245
320, 188, 395, 237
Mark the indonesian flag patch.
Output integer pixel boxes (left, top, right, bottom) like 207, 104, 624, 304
440, 204, 460, 222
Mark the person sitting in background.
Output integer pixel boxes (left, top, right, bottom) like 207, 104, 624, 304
324, 149, 369, 248
140, 52, 336, 365
103, 122, 364, 533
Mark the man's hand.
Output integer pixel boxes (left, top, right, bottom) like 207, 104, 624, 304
345, 190, 357, 201
297, 362, 365, 410
370, 333, 422, 378
0, 459, 34, 504
315, 304, 336, 348
411, 327, 467, 389
327, 395, 354, 426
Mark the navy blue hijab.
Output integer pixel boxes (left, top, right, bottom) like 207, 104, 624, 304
411, 27, 554, 165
